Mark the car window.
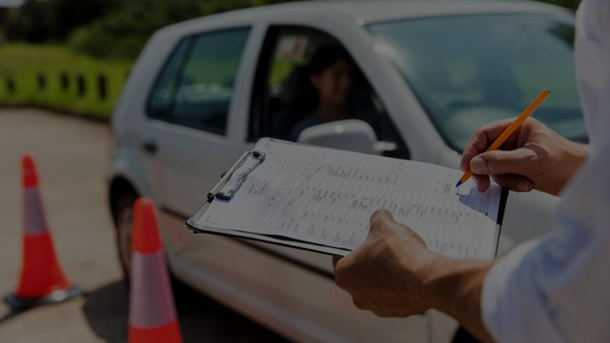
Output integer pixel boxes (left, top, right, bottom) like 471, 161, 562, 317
147, 28, 250, 135
250, 26, 409, 159
148, 38, 191, 120
368, 14, 586, 152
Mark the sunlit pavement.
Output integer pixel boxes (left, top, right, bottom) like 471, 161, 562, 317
0, 108, 286, 343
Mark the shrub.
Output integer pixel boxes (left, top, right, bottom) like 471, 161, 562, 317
0, 44, 131, 120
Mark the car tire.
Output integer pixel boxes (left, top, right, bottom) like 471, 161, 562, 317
112, 191, 138, 283
112, 191, 185, 290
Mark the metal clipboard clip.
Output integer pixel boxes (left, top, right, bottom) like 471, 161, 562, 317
207, 150, 266, 202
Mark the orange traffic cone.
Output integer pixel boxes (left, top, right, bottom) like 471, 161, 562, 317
128, 198, 182, 343
4, 155, 83, 310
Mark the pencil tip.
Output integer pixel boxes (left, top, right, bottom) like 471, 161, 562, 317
455, 181, 462, 188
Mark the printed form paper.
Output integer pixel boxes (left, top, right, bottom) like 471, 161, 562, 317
195, 139, 503, 260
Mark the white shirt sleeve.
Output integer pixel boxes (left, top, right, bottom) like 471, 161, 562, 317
481, 0, 610, 342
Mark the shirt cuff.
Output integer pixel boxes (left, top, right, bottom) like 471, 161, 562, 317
481, 239, 542, 342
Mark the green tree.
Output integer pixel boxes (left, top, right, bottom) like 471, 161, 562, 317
68, 0, 305, 60
5, 0, 122, 42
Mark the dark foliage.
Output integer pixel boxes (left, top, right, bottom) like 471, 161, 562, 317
3, 0, 580, 60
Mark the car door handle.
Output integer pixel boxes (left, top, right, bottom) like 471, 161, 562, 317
142, 141, 158, 155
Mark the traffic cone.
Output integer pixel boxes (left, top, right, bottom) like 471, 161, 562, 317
4, 155, 83, 310
128, 197, 182, 343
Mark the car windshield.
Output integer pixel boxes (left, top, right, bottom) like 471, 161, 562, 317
367, 13, 587, 152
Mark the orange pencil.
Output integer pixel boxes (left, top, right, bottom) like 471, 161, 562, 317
456, 89, 551, 187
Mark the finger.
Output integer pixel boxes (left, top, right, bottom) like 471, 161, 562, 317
470, 148, 537, 176
370, 208, 394, 223
491, 174, 534, 192
460, 118, 516, 171
473, 174, 491, 192
368, 209, 394, 236
333, 257, 349, 289
352, 297, 373, 311
332, 256, 342, 271
375, 309, 412, 318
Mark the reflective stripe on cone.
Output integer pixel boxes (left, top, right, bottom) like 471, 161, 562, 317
129, 252, 177, 328
24, 188, 48, 236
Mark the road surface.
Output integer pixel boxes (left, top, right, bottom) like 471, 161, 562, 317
0, 108, 287, 343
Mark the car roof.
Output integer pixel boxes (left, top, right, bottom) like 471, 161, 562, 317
195, 0, 570, 25
270, 0, 568, 23
155, 0, 572, 41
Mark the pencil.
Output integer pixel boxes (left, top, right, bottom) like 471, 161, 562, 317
456, 89, 551, 188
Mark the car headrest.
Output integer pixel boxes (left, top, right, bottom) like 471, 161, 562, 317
277, 65, 312, 105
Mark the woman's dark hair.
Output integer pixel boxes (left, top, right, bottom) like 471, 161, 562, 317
276, 45, 355, 135
308, 45, 353, 76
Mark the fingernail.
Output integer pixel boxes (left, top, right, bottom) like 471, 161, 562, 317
470, 157, 488, 174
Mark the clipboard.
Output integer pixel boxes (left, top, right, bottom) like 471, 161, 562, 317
207, 150, 266, 202
187, 138, 509, 258
188, 143, 353, 256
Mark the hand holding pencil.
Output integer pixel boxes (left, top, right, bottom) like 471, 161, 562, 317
457, 89, 550, 188
458, 89, 586, 196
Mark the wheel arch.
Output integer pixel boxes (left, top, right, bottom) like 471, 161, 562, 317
108, 175, 141, 224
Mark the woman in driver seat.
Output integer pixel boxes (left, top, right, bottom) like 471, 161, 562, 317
291, 45, 356, 140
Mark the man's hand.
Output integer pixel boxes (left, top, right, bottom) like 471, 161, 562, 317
334, 210, 495, 342
333, 209, 440, 317
460, 118, 588, 196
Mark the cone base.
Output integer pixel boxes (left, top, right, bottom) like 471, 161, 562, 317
129, 321, 182, 343
4, 285, 84, 311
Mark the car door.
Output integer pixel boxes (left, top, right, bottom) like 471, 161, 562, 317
142, 27, 252, 253
245, 24, 411, 273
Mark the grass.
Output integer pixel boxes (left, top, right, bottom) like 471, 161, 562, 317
0, 44, 133, 120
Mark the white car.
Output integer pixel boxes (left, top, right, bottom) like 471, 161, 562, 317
108, 1, 585, 342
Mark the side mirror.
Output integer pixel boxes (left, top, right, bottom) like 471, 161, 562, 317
296, 119, 396, 154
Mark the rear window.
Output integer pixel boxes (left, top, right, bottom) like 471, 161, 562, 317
147, 28, 250, 135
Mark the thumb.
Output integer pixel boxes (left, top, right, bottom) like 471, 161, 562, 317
469, 148, 537, 176
368, 209, 394, 237
332, 256, 342, 271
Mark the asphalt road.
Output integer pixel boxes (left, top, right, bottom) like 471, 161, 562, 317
0, 108, 287, 343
